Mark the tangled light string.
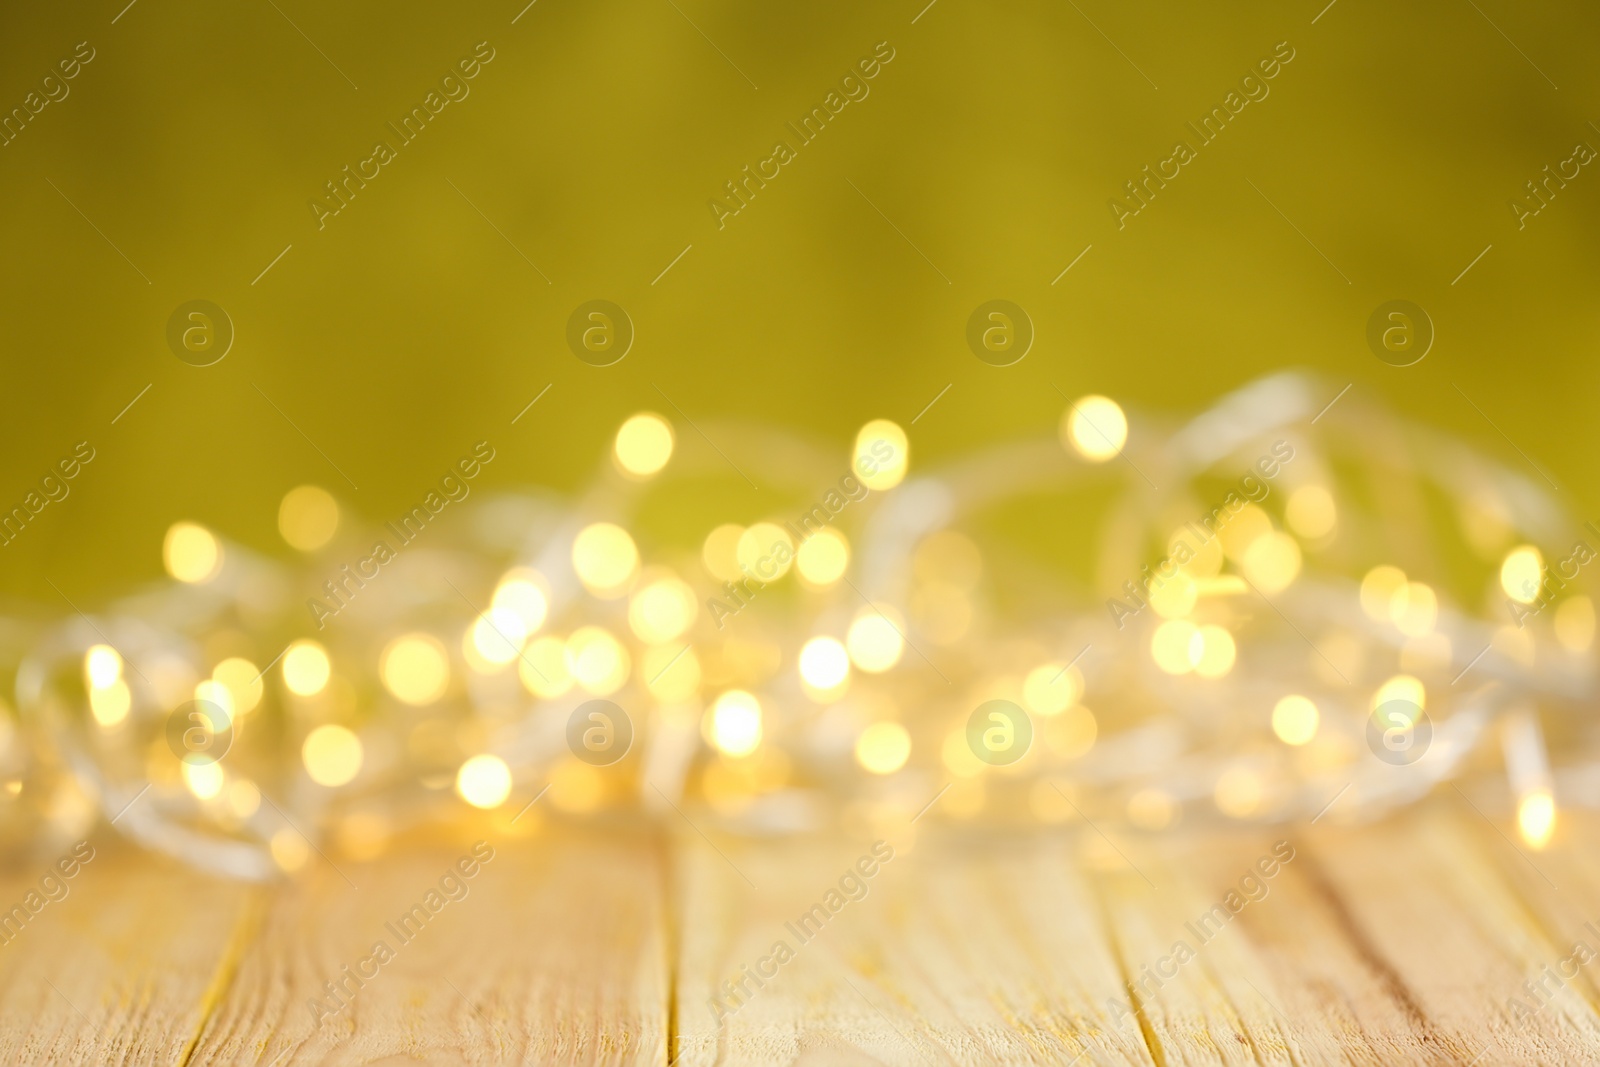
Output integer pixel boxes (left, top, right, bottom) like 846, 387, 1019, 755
5, 371, 1595, 881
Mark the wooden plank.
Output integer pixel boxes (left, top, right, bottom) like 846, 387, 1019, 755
187, 826, 666, 1067
0, 835, 257, 1066
672, 826, 1156, 1066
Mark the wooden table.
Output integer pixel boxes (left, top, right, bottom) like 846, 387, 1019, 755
2, 801, 1596, 1065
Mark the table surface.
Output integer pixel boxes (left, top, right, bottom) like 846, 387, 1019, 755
1, 801, 1595, 1066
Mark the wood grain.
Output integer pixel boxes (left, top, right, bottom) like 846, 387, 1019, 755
186, 826, 667, 1067
0, 836, 257, 1066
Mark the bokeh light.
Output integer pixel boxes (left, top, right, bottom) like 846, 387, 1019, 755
277, 485, 339, 551
613, 412, 675, 477
164, 522, 221, 583
380, 633, 450, 705
302, 724, 363, 787
1061, 395, 1128, 461
572, 522, 639, 597
456, 754, 513, 809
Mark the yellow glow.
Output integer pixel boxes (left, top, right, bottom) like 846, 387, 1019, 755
855, 721, 912, 774
1286, 485, 1337, 539
469, 608, 529, 668
846, 610, 905, 673
1360, 565, 1408, 621
1127, 788, 1176, 830
302, 724, 363, 787
518, 635, 573, 698
796, 528, 850, 587
1555, 596, 1596, 653
706, 690, 762, 757
1389, 581, 1438, 637
164, 522, 222, 583
1518, 790, 1557, 849
1219, 505, 1272, 562
282, 639, 332, 696
1373, 673, 1426, 712
1501, 545, 1544, 605
182, 760, 224, 800
1151, 619, 1199, 675
565, 626, 630, 695
702, 524, 745, 582
737, 522, 795, 582
194, 679, 235, 720
456, 754, 513, 809
211, 657, 263, 714
1241, 531, 1302, 594
270, 829, 310, 872
1023, 663, 1082, 716
89, 680, 131, 727
629, 577, 698, 644
1148, 573, 1198, 619
613, 412, 675, 477
380, 633, 450, 705
277, 485, 339, 551
643, 644, 701, 703
572, 522, 639, 597
1272, 695, 1319, 745
1030, 779, 1077, 823
1214, 767, 1261, 819
491, 570, 549, 633
226, 779, 260, 819
1192, 625, 1237, 678
85, 644, 122, 690
1061, 395, 1128, 461
799, 636, 851, 693
853, 419, 910, 491
914, 529, 985, 589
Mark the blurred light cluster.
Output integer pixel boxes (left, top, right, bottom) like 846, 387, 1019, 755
3, 372, 1591, 880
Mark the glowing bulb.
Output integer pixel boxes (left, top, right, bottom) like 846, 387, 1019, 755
565, 626, 629, 695
164, 522, 222, 583
795, 528, 850, 588
1501, 546, 1544, 605
518, 636, 573, 698
572, 523, 639, 597
271, 829, 310, 872
1518, 790, 1556, 849
1192, 625, 1236, 678
1240, 532, 1302, 594
846, 610, 904, 673
855, 722, 911, 775
380, 634, 450, 705
1151, 619, 1199, 675
706, 690, 762, 757
194, 679, 235, 719
1023, 663, 1082, 716
302, 724, 363, 787
278, 485, 339, 551
737, 523, 795, 582
84, 645, 122, 690
613, 412, 675, 477
211, 657, 263, 714
1389, 581, 1438, 637
1271, 695, 1318, 745
456, 754, 513, 809
491, 570, 549, 633
1373, 674, 1425, 711
1214, 767, 1261, 818
799, 636, 850, 692
182, 760, 224, 800
1359, 565, 1407, 621
1286, 485, 1336, 539
282, 640, 332, 696
628, 577, 697, 644
1061, 395, 1127, 461
852, 419, 909, 491
702, 524, 745, 582
469, 608, 528, 668
89, 679, 131, 727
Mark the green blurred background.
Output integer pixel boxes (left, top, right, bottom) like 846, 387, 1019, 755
0, 0, 1595, 604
